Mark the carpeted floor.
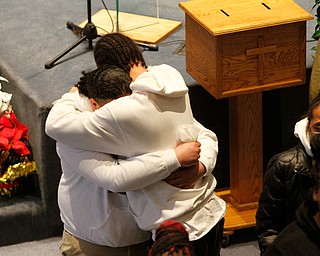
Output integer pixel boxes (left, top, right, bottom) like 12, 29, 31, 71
0, 235, 260, 256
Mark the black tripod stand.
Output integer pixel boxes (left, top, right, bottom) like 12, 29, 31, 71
45, 0, 97, 69
45, 0, 159, 69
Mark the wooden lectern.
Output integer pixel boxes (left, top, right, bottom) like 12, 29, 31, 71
179, 0, 313, 236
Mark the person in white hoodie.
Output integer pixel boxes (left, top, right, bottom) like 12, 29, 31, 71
46, 33, 226, 256
255, 94, 320, 255
56, 66, 202, 256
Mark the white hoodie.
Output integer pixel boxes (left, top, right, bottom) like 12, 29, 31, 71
57, 91, 184, 247
294, 117, 313, 157
46, 64, 226, 240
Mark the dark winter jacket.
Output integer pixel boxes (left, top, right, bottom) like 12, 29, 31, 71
264, 200, 320, 256
255, 142, 313, 255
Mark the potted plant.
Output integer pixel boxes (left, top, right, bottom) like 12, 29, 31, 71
312, 0, 320, 40
0, 76, 38, 197
309, 0, 320, 103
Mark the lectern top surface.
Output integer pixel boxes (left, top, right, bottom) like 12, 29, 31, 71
179, 0, 313, 36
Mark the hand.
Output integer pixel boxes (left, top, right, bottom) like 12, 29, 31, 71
164, 162, 206, 189
174, 141, 201, 167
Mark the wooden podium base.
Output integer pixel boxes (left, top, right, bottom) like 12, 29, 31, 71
216, 189, 257, 246
79, 9, 182, 43
218, 93, 261, 245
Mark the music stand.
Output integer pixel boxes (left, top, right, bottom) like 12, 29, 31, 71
45, 0, 159, 69
44, 0, 97, 69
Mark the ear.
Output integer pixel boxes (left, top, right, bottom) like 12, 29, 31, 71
89, 98, 100, 110
313, 187, 320, 202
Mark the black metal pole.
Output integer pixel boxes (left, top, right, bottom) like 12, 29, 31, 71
87, 0, 93, 48
44, 0, 97, 69
87, 0, 92, 24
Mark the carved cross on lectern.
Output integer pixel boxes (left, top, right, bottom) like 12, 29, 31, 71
246, 37, 277, 84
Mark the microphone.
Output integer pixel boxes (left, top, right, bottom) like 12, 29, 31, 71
135, 41, 158, 51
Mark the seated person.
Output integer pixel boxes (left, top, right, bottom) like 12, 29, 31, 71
264, 159, 320, 256
255, 95, 320, 255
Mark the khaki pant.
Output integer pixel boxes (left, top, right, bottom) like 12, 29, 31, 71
60, 230, 149, 256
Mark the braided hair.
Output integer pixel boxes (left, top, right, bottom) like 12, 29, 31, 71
76, 66, 131, 105
148, 220, 196, 256
94, 32, 146, 75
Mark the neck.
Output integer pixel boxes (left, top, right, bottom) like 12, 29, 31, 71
130, 63, 147, 81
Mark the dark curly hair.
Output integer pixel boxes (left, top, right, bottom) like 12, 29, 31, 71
94, 33, 146, 74
76, 66, 131, 105
306, 92, 320, 123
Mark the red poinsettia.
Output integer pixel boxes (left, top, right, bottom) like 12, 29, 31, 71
0, 112, 30, 155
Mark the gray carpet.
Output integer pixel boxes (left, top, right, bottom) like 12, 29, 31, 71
0, 227, 261, 255
0, 237, 260, 256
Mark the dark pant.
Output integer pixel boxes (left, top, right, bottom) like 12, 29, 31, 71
191, 218, 225, 256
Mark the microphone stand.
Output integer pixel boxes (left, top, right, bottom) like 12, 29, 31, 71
45, 0, 158, 69
45, 0, 97, 69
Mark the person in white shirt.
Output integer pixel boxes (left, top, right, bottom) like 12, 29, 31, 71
46, 33, 226, 256
56, 66, 202, 256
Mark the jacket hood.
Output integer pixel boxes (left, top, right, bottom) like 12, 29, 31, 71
294, 117, 313, 157
130, 64, 188, 97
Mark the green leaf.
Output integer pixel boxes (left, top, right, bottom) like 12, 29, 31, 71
312, 30, 320, 40
313, 0, 320, 10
